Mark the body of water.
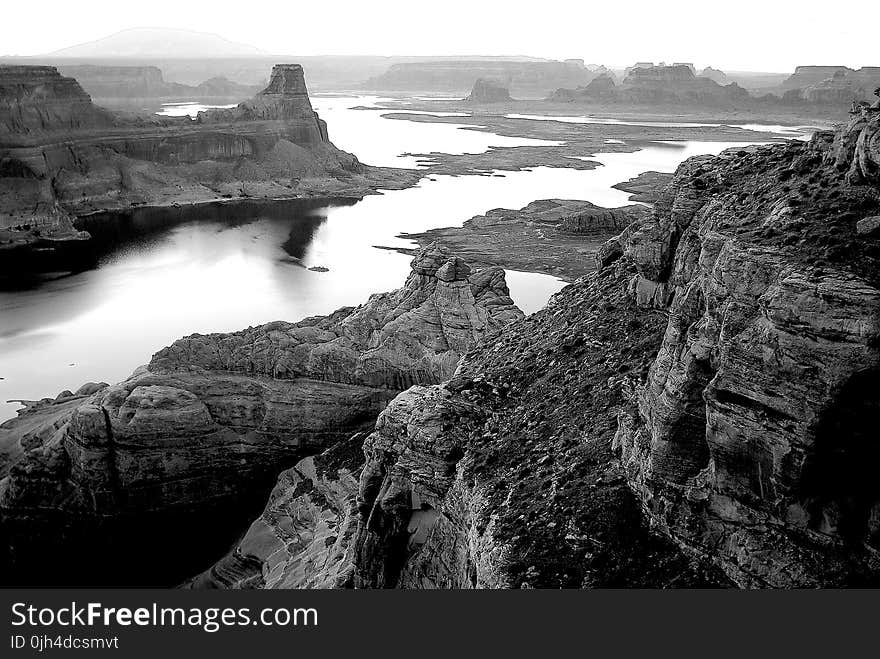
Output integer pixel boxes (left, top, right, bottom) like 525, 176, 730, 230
506, 113, 824, 140
0, 96, 808, 421
156, 102, 238, 117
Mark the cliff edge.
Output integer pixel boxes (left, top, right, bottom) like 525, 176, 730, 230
259, 104, 880, 589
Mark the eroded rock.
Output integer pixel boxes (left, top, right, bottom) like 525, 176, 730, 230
0, 245, 521, 586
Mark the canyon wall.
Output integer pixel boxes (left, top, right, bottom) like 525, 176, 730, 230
550, 63, 880, 108
273, 107, 880, 589
465, 78, 512, 103
0, 245, 522, 586
364, 60, 596, 96
0, 63, 413, 271
55, 64, 260, 106
550, 65, 750, 106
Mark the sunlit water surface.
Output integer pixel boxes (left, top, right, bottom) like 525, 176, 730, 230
155, 102, 238, 117
0, 95, 811, 420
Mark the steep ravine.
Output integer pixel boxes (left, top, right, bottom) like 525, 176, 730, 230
201, 104, 880, 589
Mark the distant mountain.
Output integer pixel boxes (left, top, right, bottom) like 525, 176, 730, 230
48, 27, 267, 58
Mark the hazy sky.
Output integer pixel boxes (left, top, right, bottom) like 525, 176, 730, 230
2, 0, 876, 72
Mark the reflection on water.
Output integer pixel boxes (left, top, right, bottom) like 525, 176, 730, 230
508, 112, 722, 128
156, 102, 238, 117
0, 95, 804, 421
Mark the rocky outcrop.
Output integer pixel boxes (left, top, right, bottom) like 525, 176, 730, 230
611, 171, 675, 203
699, 67, 728, 85
611, 115, 880, 586
0, 65, 115, 134
313, 109, 880, 589
364, 60, 596, 97
197, 65, 329, 143
782, 67, 880, 105
830, 100, 880, 185
347, 275, 728, 588
781, 66, 853, 90
398, 199, 651, 281
0, 245, 522, 586
186, 433, 365, 589
0, 64, 416, 271
619, 65, 750, 105
55, 65, 260, 106
804, 71, 861, 105
548, 74, 616, 102
549, 65, 751, 106
465, 79, 512, 103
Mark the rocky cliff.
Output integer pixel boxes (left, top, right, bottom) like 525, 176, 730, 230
197, 65, 328, 143
549, 65, 750, 106
465, 79, 512, 103
55, 64, 260, 106
364, 60, 596, 97
699, 67, 729, 85
0, 65, 116, 134
0, 64, 414, 271
781, 66, 880, 105
254, 106, 880, 589
0, 245, 521, 585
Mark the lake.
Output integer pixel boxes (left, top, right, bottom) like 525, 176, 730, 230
0, 95, 810, 421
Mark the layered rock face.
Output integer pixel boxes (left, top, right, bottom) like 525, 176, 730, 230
0, 63, 403, 269
831, 102, 880, 185
699, 67, 729, 84
465, 79, 512, 103
0, 66, 116, 134
186, 433, 366, 589
347, 274, 727, 588
617, 65, 750, 105
198, 65, 329, 144
784, 67, 880, 105
0, 245, 522, 585
781, 65, 853, 90
302, 111, 880, 589
55, 65, 260, 106
549, 65, 750, 106
613, 110, 880, 587
364, 60, 596, 96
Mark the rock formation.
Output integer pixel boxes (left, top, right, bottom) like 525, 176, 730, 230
197, 65, 327, 142
465, 78, 512, 103
549, 74, 616, 102
398, 199, 651, 281
0, 65, 116, 134
364, 60, 597, 97
549, 63, 876, 109
185, 433, 366, 589
548, 64, 751, 106
0, 245, 522, 586
274, 107, 880, 589
55, 65, 260, 107
0, 64, 415, 273
698, 67, 729, 84
617, 65, 751, 105
781, 66, 880, 105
